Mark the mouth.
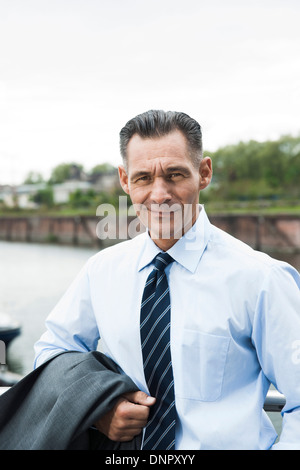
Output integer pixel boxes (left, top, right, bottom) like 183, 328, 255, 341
148, 203, 182, 214
149, 210, 176, 216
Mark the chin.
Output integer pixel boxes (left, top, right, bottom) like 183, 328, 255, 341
148, 222, 184, 242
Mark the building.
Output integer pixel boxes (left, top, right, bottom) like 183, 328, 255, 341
0, 166, 121, 209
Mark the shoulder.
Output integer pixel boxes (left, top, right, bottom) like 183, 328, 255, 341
206, 224, 300, 300
209, 223, 287, 271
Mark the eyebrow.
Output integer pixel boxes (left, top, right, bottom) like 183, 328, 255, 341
165, 166, 192, 176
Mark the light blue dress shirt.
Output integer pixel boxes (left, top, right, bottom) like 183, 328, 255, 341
34, 206, 300, 450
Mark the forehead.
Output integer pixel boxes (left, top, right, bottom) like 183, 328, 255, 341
126, 130, 190, 167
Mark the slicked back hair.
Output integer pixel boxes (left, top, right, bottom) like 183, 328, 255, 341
119, 110, 203, 169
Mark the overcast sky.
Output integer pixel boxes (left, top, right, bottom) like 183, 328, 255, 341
0, 0, 299, 185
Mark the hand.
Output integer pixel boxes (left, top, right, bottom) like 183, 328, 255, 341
94, 390, 156, 442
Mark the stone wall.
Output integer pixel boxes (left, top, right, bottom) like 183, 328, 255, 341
0, 213, 299, 252
209, 214, 300, 252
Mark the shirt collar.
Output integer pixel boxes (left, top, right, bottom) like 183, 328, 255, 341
137, 205, 211, 273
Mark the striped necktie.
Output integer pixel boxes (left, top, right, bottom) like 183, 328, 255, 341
140, 252, 176, 450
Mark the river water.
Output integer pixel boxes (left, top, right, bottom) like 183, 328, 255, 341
0, 240, 299, 440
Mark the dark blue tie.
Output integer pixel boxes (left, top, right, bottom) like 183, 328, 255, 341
140, 252, 176, 450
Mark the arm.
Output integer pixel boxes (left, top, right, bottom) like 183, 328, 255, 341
34, 259, 99, 368
252, 262, 300, 449
34, 257, 156, 443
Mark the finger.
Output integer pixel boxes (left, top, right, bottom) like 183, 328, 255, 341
118, 397, 151, 422
124, 390, 156, 407
105, 425, 143, 442
119, 418, 147, 430
118, 428, 143, 442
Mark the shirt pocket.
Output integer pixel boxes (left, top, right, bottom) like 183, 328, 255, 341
175, 330, 230, 402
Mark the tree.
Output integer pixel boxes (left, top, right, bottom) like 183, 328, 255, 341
90, 163, 116, 174
206, 134, 300, 201
31, 187, 54, 207
48, 163, 84, 184
69, 189, 96, 208
23, 171, 44, 184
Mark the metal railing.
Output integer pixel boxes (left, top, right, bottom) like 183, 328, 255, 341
263, 389, 286, 412
0, 386, 286, 411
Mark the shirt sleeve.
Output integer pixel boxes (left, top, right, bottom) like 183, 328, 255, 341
33, 259, 100, 369
251, 262, 300, 449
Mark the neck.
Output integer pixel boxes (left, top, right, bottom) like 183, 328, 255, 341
149, 205, 201, 251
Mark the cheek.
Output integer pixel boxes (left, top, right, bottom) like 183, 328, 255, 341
127, 186, 148, 205
176, 183, 200, 203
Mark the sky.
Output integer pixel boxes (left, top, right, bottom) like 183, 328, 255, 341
0, 0, 299, 185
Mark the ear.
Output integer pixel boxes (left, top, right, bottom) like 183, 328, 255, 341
199, 157, 212, 190
118, 165, 130, 194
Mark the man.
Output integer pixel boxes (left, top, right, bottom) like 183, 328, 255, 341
34, 110, 300, 449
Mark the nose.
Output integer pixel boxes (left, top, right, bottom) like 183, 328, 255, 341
150, 177, 172, 205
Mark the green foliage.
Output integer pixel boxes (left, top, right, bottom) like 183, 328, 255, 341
90, 163, 116, 174
31, 187, 54, 207
48, 163, 84, 184
68, 186, 128, 209
23, 171, 44, 184
96, 187, 130, 207
204, 134, 300, 202
69, 189, 96, 208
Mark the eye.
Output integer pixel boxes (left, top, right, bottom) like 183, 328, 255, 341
168, 173, 183, 179
136, 175, 151, 183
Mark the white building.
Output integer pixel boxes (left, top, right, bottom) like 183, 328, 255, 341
52, 181, 93, 204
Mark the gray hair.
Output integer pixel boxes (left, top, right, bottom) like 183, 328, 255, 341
119, 110, 203, 169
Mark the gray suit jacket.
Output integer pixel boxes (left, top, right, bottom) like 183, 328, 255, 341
0, 351, 141, 450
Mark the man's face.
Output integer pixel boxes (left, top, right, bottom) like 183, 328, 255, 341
119, 130, 212, 250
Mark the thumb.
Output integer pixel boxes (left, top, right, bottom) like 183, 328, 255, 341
124, 390, 156, 407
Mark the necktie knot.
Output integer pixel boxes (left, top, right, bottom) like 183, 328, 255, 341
153, 252, 174, 272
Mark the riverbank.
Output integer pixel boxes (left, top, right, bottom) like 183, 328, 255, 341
0, 212, 299, 252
